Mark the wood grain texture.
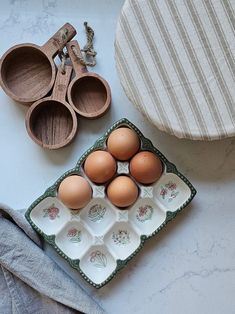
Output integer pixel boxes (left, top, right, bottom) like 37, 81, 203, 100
66, 40, 111, 119
25, 65, 78, 149
0, 23, 76, 105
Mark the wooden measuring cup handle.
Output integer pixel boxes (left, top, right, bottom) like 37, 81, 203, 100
52, 65, 73, 101
41, 23, 76, 58
66, 40, 88, 77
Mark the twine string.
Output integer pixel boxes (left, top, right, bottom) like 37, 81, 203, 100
58, 22, 97, 73
72, 22, 97, 67
58, 28, 69, 74
71, 45, 87, 66
82, 22, 95, 54
58, 49, 69, 74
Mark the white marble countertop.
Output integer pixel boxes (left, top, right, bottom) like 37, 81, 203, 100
0, 1, 235, 313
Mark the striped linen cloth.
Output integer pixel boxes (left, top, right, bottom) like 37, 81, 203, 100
115, 0, 235, 140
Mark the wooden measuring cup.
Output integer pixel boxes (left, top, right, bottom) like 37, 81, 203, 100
25, 65, 77, 149
0, 23, 76, 105
66, 40, 111, 119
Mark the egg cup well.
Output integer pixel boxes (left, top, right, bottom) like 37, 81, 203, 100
25, 118, 196, 288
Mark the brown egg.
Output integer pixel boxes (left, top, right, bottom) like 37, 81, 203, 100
84, 150, 116, 184
58, 175, 92, 209
107, 127, 140, 160
130, 151, 162, 184
107, 175, 138, 207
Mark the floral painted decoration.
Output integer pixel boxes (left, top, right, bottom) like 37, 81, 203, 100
112, 230, 130, 245
43, 204, 60, 220
88, 204, 106, 222
90, 250, 107, 268
67, 228, 81, 243
136, 205, 153, 222
160, 181, 179, 202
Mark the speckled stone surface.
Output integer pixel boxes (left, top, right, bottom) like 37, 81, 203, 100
0, 1, 235, 313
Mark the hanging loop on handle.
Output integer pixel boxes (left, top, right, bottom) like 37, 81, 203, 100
58, 48, 69, 74
66, 40, 88, 77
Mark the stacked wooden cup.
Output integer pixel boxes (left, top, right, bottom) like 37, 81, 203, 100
0, 23, 111, 149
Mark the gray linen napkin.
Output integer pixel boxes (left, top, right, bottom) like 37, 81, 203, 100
0, 203, 105, 314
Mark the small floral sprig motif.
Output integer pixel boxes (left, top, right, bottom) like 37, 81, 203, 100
160, 187, 168, 199
90, 250, 107, 268
67, 228, 81, 243
112, 230, 130, 245
160, 181, 179, 202
43, 204, 60, 220
165, 182, 177, 190
136, 205, 153, 222
88, 204, 106, 222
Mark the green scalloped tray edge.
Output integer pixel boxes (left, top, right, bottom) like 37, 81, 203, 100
25, 118, 197, 288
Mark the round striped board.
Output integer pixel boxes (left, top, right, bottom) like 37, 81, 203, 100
115, 0, 235, 140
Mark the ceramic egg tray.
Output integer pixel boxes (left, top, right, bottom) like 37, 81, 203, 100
25, 118, 196, 288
